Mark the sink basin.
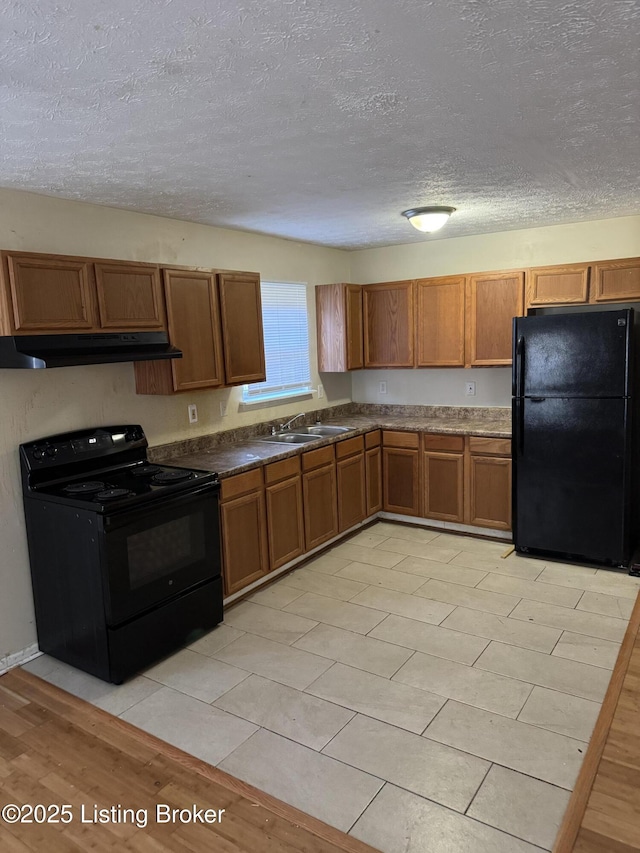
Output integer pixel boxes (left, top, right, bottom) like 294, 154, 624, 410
294, 425, 354, 436
259, 433, 322, 444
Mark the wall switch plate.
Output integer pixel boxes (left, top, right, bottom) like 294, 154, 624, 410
465, 381, 477, 396
188, 404, 198, 424
318, 384, 324, 399
220, 401, 228, 417
379, 381, 387, 394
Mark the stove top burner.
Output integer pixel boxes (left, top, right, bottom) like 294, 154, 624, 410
152, 470, 194, 484
131, 465, 163, 477
64, 481, 106, 494
95, 488, 135, 501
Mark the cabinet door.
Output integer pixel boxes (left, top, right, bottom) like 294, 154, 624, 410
6, 254, 96, 331
316, 283, 363, 372
266, 476, 305, 570
526, 264, 589, 308
220, 490, 269, 595
363, 281, 414, 367
365, 445, 382, 516
164, 269, 225, 391
218, 272, 266, 384
302, 463, 338, 550
468, 454, 512, 530
466, 271, 524, 366
337, 453, 366, 532
592, 258, 640, 303
94, 262, 165, 329
423, 451, 464, 522
416, 276, 465, 366
383, 447, 421, 516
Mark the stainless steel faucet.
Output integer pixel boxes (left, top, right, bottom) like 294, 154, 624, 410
280, 412, 305, 431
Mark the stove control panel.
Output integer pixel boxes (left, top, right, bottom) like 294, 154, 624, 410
21, 426, 147, 473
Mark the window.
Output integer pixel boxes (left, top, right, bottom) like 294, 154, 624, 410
242, 281, 312, 403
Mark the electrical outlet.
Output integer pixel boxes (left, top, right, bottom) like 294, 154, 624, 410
318, 384, 324, 399
188, 404, 198, 424
220, 401, 228, 417
379, 381, 387, 394
465, 381, 477, 396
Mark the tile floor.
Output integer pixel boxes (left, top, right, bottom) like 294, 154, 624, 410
23, 521, 640, 853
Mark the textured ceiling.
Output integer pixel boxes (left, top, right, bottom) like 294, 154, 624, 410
1, 0, 638, 249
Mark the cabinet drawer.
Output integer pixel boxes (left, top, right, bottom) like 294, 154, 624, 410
220, 467, 263, 500
302, 444, 335, 471
336, 435, 364, 459
422, 434, 464, 452
469, 436, 511, 456
365, 429, 381, 449
264, 455, 301, 484
382, 430, 419, 449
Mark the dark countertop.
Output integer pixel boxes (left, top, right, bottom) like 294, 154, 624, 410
158, 410, 512, 479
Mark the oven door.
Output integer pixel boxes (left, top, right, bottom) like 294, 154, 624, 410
100, 484, 221, 626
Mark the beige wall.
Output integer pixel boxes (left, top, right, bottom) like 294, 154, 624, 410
0, 189, 351, 663
349, 214, 640, 408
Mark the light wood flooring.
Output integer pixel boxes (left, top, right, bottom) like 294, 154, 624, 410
14, 521, 640, 851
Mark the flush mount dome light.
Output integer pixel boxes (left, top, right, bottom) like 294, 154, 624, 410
401, 206, 456, 233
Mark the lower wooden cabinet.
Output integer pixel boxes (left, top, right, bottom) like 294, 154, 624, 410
467, 437, 512, 530
302, 445, 338, 550
220, 469, 269, 596
382, 431, 421, 516
336, 436, 366, 532
422, 434, 464, 522
365, 431, 382, 516
265, 457, 304, 571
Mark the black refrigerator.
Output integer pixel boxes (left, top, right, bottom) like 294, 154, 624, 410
512, 308, 638, 567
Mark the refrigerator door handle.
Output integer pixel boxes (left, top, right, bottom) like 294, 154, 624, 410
530, 397, 546, 402
518, 398, 525, 454
515, 335, 525, 397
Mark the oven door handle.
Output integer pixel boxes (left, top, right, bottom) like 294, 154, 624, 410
102, 483, 219, 529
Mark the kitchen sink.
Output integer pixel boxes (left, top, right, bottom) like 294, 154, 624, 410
259, 432, 322, 444
293, 425, 354, 436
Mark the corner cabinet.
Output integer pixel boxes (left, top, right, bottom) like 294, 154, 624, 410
465, 271, 524, 366
363, 281, 415, 367
316, 283, 363, 372
135, 269, 266, 394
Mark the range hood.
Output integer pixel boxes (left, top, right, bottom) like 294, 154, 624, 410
0, 332, 182, 368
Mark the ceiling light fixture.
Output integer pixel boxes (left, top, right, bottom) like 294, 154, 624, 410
401, 206, 456, 233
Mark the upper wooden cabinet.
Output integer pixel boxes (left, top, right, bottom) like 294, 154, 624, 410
94, 262, 164, 329
415, 276, 465, 367
0, 251, 164, 334
465, 271, 524, 367
135, 268, 265, 394
526, 263, 590, 308
363, 281, 415, 368
592, 258, 640, 303
316, 283, 363, 371
218, 272, 266, 385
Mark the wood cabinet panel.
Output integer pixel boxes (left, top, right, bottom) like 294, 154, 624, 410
94, 262, 164, 329
264, 455, 301, 484
218, 271, 266, 385
383, 446, 421, 516
365, 429, 381, 449
468, 436, 511, 456
220, 489, 269, 595
365, 445, 382, 516
6, 254, 96, 331
302, 444, 335, 471
337, 453, 366, 532
468, 455, 512, 530
302, 462, 338, 550
316, 283, 363, 371
423, 434, 464, 452
266, 476, 305, 570
220, 468, 263, 501
163, 269, 224, 391
527, 264, 590, 308
383, 430, 420, 449
592, 258, 640, 303
416, 276, 465, 366
423, 451, 464, 522
363, 281, 414, 368
335, 435, 364, 459
466, 271, 524, 366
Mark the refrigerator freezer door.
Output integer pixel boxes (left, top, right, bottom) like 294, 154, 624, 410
513, 310, 632, 398
513, 397, 631, 563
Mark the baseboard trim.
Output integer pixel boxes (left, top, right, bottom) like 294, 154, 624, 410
0, 643, 41, 677
378, 512, 512, 541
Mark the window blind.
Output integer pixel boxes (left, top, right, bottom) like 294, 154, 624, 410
243, 281, 311, 402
